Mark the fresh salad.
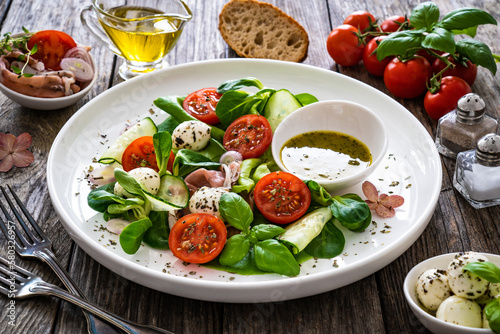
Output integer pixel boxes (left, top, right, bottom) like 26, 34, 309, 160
0, 28, 94, 98
86, 77, 372, 277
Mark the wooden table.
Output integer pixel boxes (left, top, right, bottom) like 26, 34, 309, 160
0, 0, 499, 333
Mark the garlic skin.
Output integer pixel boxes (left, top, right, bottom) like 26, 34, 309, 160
172, 121, 211, 151
416, 268, 452, 312
114, 167, 161, 197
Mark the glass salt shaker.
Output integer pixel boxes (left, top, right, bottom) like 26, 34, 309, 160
435, 93, 498, 159
453, 133, 500, 209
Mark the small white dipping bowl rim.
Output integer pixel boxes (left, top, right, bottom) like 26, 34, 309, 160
0, 33, 97, 110
404, 252, 499, 334
271, 100, 388, 192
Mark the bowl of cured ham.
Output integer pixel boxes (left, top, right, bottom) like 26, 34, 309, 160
0, 31, 97, 110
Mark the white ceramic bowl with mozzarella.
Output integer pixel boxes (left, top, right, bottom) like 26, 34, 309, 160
0, 33, 97, 110
271, 100, 388, 192
404, 252, 500, 334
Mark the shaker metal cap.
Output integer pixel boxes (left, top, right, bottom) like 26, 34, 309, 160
477, 133, 500, 167
457, 93, 486, 123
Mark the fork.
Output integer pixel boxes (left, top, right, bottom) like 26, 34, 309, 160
0, 185, 172, 334
0, 255, 173, 334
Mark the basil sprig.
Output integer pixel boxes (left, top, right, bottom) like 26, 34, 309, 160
218, 192, 299, 276
376, 1, 497, 74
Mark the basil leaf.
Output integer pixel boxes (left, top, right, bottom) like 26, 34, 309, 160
410, 2, 440, 29
422, 27, 456, 54
173, 149, 220, 178
252, 224, 285, 241
485, 299, 500, 333
143, 211, 170, 249
331, 194, 371, 232
87, 184, 122, 212
456, 39, 497, 75
219, 234, 251, 266
254, 239, 300, 276
215, 90, 253, 126
153, 131, 172, 177
219, 192, 253, 231
294, 93, 318, 106
438, 8, 497, 31
305, 180, 333, 206
197, 138, 226, 163
376, 30, 426, 60
304, 219, 345, 259
452, 26, 478, 38
157, 116, 180, 134
464, 262, 500, 283
217, 77, 264, 94
119, 217, 153, 254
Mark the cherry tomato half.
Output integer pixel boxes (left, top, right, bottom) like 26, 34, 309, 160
169, 213, 227, 264
326, 25, 364, 67
183, 88, 222, 125
363, 36, 393, 77
424, 76, 472, 121
383, 56, 432, 99
254, 171, 311, 225
28, 30, 77, 70
432, 54, 477, 87
380, 15, 406, 32
223, 114, 272, 160
121, 136, 159, 172
343, 11, 376, 33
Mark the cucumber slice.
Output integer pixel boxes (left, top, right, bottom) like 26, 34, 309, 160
99, 117, 158, 164
156, 174, 190, 209
144, 191, 183, 212
263, 89, 303, 132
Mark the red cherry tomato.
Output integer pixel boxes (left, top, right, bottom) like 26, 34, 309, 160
343, 11, 376, 32
167, 151, 175, 173
432, 54, 477, 87
254, 171, 311, 225
183, 88, 222, 125
169, 213, 227, 264
326, 24, 364, 67
424, 76, 472, 121
223, 114, 272, 160
121, 136, 159, 172
27, 30, 77, 70
363, 36, 393, 77
380, 15, 406, 32
383, 56, 432, 99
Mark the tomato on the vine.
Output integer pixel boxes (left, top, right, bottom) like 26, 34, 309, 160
383, 56, 432, 99
183, 87, 222, 125
432, 54, 477, 87
27, 30, 77, 70
254, 171, 311, 225
326, 24, 364, 67
343, 11, 376, 33
122, 136, 158, 172
424, 76, 472, 121
223, 114, 273, 159
363, 36, 392, 77
169, 213, 227, 264
380, 15, 406, 32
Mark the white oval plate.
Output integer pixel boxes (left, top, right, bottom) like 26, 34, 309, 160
47, 59, 442, 303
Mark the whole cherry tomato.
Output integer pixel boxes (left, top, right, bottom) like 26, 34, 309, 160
343, 11, 376, 32
380, 15, 406, 32
326, 24, 364, 67
383, 56, 432, 99
424, 76, 472, 121
363, 36, 393, 76
432, 54, 477, 87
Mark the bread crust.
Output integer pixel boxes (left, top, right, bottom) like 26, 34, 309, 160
219, 0, 309, 62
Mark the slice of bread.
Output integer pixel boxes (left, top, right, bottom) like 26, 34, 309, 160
219, 0, 309, 62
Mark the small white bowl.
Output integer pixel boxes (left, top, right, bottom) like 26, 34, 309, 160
404, 252, 500, 334
0, 34, 97, 110
271, 100, 388, 192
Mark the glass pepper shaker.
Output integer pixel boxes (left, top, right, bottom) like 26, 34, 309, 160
435, 93, 498, 159
453, 133, 500, 209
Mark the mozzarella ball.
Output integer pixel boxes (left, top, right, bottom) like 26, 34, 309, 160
189, 187, 229, 219
416, 268, 452, 311
114, 167, 161, 197
447, 252, 489, 299
172, 121, 211, 151
436, 295, 482, 328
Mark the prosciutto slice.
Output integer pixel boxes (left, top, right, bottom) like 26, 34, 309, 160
184, 161, 242, 192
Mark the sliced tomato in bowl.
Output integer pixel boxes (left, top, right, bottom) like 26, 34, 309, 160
28, 30, 77, 70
